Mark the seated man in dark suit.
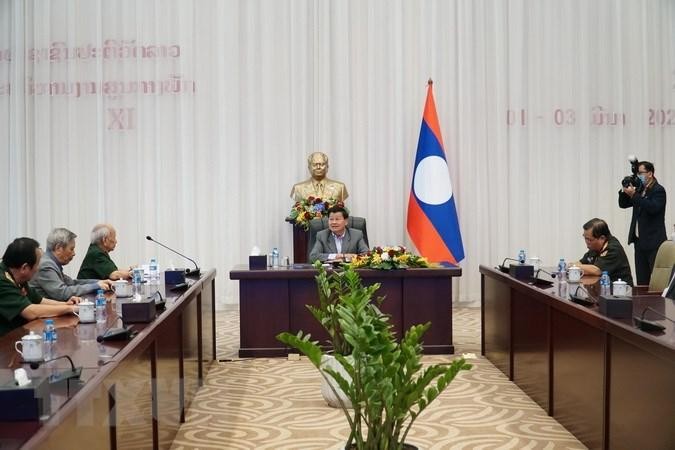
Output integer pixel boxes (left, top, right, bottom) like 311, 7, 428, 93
309, 206, 369, 263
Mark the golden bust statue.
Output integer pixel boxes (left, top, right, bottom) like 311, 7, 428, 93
290, 152, 349, 202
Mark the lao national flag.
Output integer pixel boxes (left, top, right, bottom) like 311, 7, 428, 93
407, 81, 464, 264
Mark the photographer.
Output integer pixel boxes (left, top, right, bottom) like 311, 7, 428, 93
618, 160, 667, 285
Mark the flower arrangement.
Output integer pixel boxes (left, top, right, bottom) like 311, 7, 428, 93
288, 197, 344, 230
349, 246, 430, 270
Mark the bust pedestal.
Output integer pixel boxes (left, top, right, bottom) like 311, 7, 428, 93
287, 220, 309, 263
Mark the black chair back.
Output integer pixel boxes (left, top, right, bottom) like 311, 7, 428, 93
307, 217, 369, 260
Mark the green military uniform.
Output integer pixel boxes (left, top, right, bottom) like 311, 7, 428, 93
0, 262, 43, 336
78, 244, 118, 280
580, 236, 634, 286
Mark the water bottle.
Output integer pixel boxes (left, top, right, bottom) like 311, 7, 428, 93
43, 319, 56, 343
96, 289, 107, 323
600, 271, 611, 296
518, 249, 526, 264
272, 248, 280, 268
558, 275, 568, 299
149, 257, 159, 284
557, 258, 567, 276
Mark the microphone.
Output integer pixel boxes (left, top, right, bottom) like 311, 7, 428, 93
633, 306, 673, 332
29, 355, 82, 385
569, 284, 595, 307
97, 326, 135, 342
146, 235, 200, 278
535, 268, 558, 279
497, 257, 521, 273
526, 268, 557, 288
96, 317, 136, 342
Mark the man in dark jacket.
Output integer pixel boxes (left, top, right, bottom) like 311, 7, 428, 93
618, 161, 667, 285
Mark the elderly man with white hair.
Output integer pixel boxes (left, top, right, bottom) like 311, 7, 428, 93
78, 224, 132, 280
30, 228, 113, 301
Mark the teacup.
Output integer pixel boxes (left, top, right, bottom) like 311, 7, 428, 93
613, 279, 628, 296
15, 331, 43, 362
74, 300, 96, 323
114, 279, 133, 297
568, 266, 584, 282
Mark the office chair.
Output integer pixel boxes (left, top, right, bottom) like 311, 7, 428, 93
648, 240, 675, 292
307, 216, 369, 261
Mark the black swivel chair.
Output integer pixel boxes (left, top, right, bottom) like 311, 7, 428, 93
307, 216, 369, 261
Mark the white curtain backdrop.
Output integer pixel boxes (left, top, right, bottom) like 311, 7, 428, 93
1, 0, 674, 307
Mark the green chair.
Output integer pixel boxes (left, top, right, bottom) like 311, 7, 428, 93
648, 240, 675, 292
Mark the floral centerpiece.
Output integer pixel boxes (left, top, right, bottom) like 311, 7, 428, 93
288, 197, 344, 230
349, 246, 430, 270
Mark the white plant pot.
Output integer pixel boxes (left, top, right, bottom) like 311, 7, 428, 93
320, 354, 352, 409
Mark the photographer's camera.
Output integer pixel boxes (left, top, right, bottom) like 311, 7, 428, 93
621, 155, 643, 192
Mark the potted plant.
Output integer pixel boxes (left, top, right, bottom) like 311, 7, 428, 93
278, 267, 471, 449
307, 262, 383, 407
349, 246, 430, 270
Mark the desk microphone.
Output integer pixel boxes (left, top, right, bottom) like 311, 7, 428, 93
633, 306, 673, 332
146, 236, 201, 278
97, 317, 136, 342
29, 355, 82, 385
569, 284, 595, 307
497, 257, 521, 273
535, 268, 558, 279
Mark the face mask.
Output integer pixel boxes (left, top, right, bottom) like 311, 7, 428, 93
638, 174, 647, 185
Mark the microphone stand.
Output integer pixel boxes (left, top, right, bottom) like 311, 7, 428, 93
146, 236, 201, 278
29, 355, 83, 396
497, 257, 521, 273
97, 316, 136, 342
535, 268, 558, 279
633, 306, 673, 332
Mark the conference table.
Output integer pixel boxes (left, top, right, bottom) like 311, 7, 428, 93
480, 265, 674, 450
0, 269, 216, 450
230, 264, 462, 357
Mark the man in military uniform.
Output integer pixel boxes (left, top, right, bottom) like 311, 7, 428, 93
0, 237, 79, 336
576, 218, 634, 286
78, 224, 132, 280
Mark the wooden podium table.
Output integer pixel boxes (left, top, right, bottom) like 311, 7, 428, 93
480, 265, 674, 450
0, 270, 216, 450
230, 265, 461, 357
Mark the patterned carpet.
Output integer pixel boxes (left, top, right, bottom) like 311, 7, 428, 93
171, 307, 586, 450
